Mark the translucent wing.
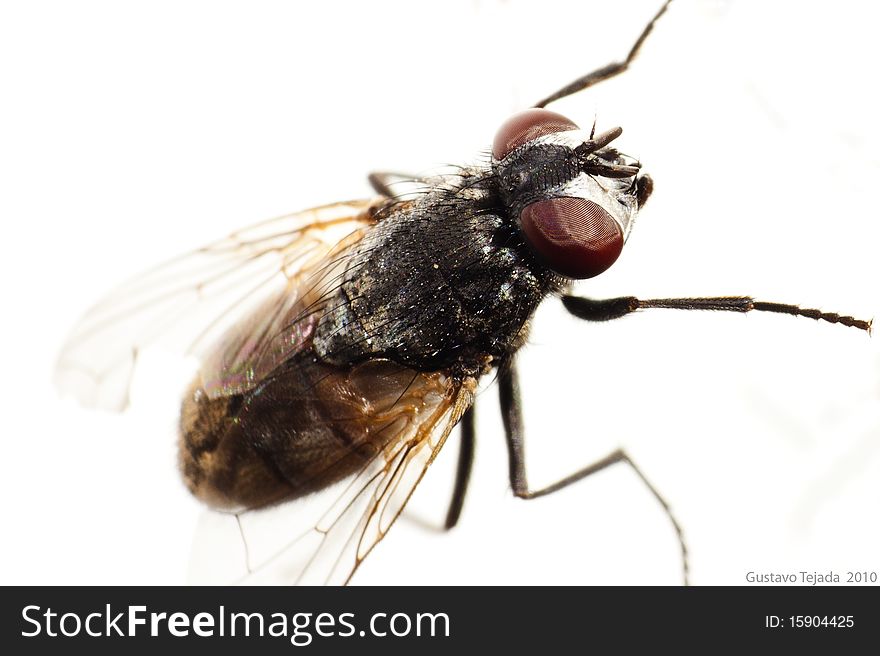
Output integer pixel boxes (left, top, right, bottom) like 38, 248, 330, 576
213, 372, 477, 586
55, 199, 383, 410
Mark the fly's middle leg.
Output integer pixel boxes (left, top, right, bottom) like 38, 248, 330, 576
498, 358, 690, 585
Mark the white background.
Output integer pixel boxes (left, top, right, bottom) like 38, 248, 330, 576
2, 0, 879, 586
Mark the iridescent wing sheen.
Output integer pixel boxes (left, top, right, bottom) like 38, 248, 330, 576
226, 370, 476, 586
55, 199, 383, 410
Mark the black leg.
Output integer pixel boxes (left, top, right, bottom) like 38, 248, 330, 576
562, 295, 872, 332
498, 360, 689, 585
368, 171, 427, 198
534, 0, 673, 108
444, 405, 476, 530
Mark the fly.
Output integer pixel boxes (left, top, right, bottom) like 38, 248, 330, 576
55, 0, 871, 585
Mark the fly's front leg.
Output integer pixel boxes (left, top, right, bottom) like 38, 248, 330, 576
499, 360, 689, 585
562, 295, 871, 332
534, 0, 673, 108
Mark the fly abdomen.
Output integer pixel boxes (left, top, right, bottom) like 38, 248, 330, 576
178, 350, 451, 511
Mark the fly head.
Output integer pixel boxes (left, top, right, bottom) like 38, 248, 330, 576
493, 108, 653, 280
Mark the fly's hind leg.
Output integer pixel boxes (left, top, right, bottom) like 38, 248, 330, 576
534, 0, 673, 108
444, 405, 475, 530
498, 359, 689, 585
391, 404, 475, 533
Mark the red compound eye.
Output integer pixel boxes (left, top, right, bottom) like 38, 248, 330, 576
492, 108, 579, 160
520, 197, 623, 279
